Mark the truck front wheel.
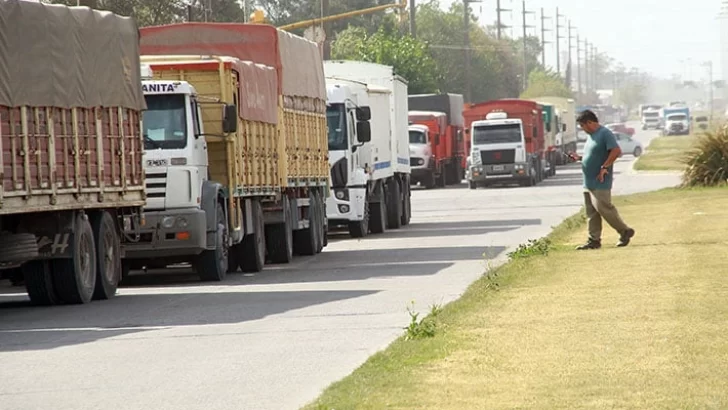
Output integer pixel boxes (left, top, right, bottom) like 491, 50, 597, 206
348, 201, 369, 238
195, 202, 228, 281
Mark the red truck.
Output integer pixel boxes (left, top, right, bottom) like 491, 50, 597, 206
463, 99, 546, 188
407, 93, 465, 188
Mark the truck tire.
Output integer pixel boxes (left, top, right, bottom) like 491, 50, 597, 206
23, 260, 59, 306
0, 233, 39, 263
369, 194, 387, 234
386, 180, 402, 230
348, 201, 369, 238
314, 190, 325, 253
91, 211, 121, 300
400, 183, 411, 226
239, 200, 266, 273
424, 172, 436, 189
293, 193, 319, 256
266, 196, 293, 264
52, 213, 97, 304
195, 202, 229, 281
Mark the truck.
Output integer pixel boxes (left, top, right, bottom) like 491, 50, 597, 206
407, 93, 466, 188
0, 1, 145, 305
464, 99, 546, 189
323, 61, 412, 231
660, 106, 691, 135
531, 96, 578, 163
134, 23, 329, 279
641, 108, 662, 130
325, 78, 401, 237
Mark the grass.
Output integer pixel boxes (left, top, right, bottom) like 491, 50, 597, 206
303, 187, 728, 409
634, 135, 697, 171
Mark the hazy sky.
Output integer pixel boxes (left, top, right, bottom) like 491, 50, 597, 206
441, 0, 723, 81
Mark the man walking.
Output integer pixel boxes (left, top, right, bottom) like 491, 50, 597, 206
569, 110, 635, 250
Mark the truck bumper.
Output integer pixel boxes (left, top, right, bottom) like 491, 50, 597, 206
410, 167, 433, 182
469, 163, 531, 183
326, 187, 367, 225
122, 209, 207, 259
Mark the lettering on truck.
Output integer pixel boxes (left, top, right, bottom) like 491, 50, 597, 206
142, 83, 179, 93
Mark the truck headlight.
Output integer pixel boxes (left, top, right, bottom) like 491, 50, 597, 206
161, 216, 175, 229
176, 217, 189, 228
334, 189, 349, 201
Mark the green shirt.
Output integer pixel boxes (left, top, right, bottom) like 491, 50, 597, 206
582, 125, 618, 190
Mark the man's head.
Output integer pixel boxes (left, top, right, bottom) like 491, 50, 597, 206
577, 110, 600, 134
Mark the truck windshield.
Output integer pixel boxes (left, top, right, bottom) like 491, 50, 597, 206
142, 94, 187, 150
668, 114, 687, 121
327, 104, 347, 151
473, 123, 522, 144
409, 130, 427, 144
644, 112, 659, 118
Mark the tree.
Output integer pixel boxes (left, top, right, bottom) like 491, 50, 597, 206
520, 69, 573, 99
331, 27, 440, 94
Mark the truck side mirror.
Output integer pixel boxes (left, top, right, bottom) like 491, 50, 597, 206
222, 104, 237, 133
356, 121, 371, 143
464, 128, 470, 134
356, 106, 371, 121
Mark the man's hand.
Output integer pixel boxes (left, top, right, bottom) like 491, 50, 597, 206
597, 167, 609, 182
567, 152, 582, 162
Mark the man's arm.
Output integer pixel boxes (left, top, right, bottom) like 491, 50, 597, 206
601, 129, 621, 168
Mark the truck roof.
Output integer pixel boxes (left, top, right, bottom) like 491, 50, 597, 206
408, 110, 447, 118
324, 60, 408, 85
409, 124, 429, 132
472, 118, 523, 127
407, 93, 465, 126
0, 0, 145, 110
139, 23, 325, 105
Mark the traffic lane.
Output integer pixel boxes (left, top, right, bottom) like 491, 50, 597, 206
0, 156, 680, 410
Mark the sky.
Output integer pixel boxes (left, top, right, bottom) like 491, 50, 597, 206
440, 0, 723, 81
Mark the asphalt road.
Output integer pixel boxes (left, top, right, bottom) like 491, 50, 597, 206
0, 125, 681, 410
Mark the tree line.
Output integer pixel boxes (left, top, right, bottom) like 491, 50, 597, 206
46, 0, 651, 107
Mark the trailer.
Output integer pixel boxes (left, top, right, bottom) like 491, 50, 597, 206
323, 61, 411, 230
134, 23, 329, 278
0, 1, 146, 305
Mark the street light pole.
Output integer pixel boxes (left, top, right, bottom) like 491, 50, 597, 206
522, 0, 534, 91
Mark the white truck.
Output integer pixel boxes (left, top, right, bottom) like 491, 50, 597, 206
324, 61, 412, 233
641, 108, 662, 130
529, 96, 578, 163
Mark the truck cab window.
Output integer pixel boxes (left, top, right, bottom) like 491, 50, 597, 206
191, 99, 201, 137
473, 123, 522, 144
326, 103, 347, 151
142, 94, 188, 149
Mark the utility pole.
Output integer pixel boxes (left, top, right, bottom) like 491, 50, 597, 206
592, 45, 598, 91
576, 32, 581, 96
584, 40, 590, 94
522, 0, 535, 91
540, 8, 551, 68
496, 0, 510, 41
706, 61, 714, 123
568, 20, 574, 89
409, 0, 416, 38
555, 7, 564, 76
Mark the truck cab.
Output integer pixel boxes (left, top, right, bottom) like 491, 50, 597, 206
663, 111, 691, 135
468, 112, 537, 188
122, 65, 229, 276
324, 81, 372, 237
642, 109, 661, 130
408, 123, 433, 181
408, 111, 448, 188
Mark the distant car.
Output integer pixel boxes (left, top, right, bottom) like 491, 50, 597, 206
605, 123, 635, 136
614, 132, 643, 157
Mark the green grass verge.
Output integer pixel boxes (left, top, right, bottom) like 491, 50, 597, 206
634, 135, 697, 171
303, 187, 728, 409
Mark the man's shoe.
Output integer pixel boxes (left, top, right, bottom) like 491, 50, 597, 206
576, 239, 601, 250
617, 228, 635, 247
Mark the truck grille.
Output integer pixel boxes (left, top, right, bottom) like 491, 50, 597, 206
480, 149, 515, 165
145, 172, 167, 199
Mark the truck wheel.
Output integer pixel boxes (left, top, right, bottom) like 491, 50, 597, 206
91, 211, 121, 300
266, 196, 294, 263
468, 180, 477, 190
400, 183, 411, 226
314, 190, 325, 253
23, 260, 59, 306
195, 202, 228, 281
424, 172, 436, 189
0, 233, 39, 263
436, 171, 446, 188
52, 213, 97, 304
348, 201, 369, 238
293, 193, 319, 256
386, 180, 402, 230
240, 200, 265, 273
369, 194, 387, 234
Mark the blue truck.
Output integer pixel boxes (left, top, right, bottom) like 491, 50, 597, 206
660, 106, 691, 136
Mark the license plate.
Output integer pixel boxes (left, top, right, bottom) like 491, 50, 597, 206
492, 165, 504, 171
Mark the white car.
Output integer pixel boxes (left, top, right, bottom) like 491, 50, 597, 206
614, 132, 643, 157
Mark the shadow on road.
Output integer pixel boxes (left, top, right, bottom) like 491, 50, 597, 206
0, 289, 379, 352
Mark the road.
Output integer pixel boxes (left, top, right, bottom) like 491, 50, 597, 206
0, 125, 680, 410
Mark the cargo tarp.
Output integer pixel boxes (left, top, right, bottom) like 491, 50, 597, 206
0, 0, 145, 110
139, 23, 326, 109
235, 60, 279, 124
408, 93, 465, 127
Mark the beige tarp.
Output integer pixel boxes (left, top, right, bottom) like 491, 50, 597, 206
0, 0, 145, 110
